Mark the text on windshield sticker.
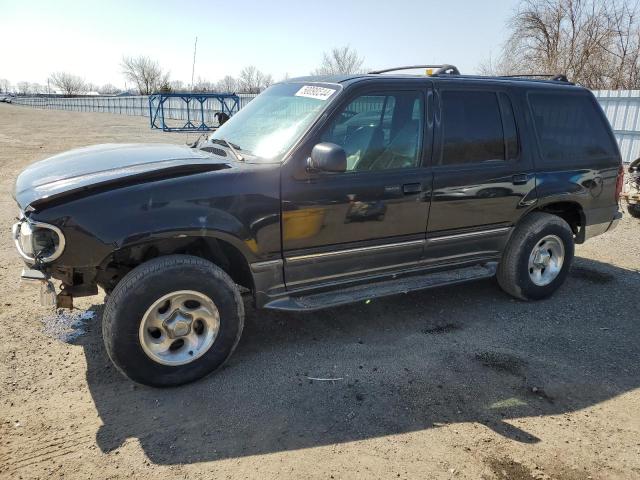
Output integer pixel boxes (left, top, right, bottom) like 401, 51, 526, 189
295, 85, 336, 101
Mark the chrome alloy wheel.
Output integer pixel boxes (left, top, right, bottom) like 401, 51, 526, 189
527, 235, 565, 286
139, 290, 220, 366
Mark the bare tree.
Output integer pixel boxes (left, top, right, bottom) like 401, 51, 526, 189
0, 79, 10, 93
215, 75, 238, 93
238, 66, 273, 93
193, 76, 216, 92
121, 56, 170, 95
238, 66, 259, 93
31, 83, 45, 94
169, 80, 185, 92
50, 72, 87, 96
16, 82, 31, 95
605, 1, 640, 89
313, 46, 365, 75
159, 79, 172, 93
98, 83, 122, 95
482, 0, 640, 89
262, 73, 274, 89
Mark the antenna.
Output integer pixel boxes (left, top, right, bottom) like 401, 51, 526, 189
191, 36, 198, 91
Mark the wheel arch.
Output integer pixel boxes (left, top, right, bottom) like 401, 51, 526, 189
97, 231, 258, 295
521, 200, 586, 243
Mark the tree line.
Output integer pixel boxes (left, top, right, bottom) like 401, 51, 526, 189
481, 0, 640, 89
0, 46, 366, 96
11, 2, 639, 99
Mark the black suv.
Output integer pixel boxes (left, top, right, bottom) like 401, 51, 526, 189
13, 65, 623, 386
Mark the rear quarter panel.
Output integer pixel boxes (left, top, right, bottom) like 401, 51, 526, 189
521, 86, 621, 234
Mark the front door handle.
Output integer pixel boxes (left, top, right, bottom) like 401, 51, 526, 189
512, 174, 529, 185
402, 183, 423, 194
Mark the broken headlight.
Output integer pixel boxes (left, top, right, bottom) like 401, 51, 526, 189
12, 217, 65, 264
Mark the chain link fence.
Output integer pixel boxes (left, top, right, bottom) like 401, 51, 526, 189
11, 94, 258, 121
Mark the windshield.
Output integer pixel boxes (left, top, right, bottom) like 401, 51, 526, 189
210, 83, 339, 162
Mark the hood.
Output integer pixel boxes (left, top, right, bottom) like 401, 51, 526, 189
14, 143, 231, 210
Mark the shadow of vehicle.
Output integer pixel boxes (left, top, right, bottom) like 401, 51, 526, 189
73, 256, 640, 465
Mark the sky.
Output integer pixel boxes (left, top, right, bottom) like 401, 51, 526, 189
0, 0, 520, 88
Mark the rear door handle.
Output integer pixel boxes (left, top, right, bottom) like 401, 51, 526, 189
512, 174, 529, 185
402, 183, 423, 194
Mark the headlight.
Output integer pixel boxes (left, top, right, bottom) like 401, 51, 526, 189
12, 217, 65, 263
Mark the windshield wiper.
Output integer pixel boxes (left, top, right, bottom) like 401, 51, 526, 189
211, 138, 244, 162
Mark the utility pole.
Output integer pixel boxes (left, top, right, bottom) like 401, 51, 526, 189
191, 36, 198, 91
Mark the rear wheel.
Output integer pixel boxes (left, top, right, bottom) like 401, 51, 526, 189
627, 203, 640, 218
102, 255, 244, 387
497, 212, 574, 300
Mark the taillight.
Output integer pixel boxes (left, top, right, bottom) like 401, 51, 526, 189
615, 165, 624, 202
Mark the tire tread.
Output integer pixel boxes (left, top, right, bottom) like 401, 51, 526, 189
497, 212, 573, 300
102, 255, 244, 386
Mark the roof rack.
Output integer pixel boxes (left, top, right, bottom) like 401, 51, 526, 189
499, 73, 569, 82
368, 64, 461, 75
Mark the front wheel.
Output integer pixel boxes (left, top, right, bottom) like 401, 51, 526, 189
497, 212, 574, 301
102, 255, 244, 387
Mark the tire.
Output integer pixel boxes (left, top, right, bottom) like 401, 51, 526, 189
497, 212, 574, 301
102, 255, 244, 387
627, 203, 640, 219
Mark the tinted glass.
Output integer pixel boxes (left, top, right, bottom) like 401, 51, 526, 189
320, 92, 423, 171
441, 91, 504, 165
529, 92, 618, 166
499, 93, 519, 161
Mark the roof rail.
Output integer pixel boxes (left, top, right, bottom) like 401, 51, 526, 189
368, 64, 461, 75
499, 73, 569, 82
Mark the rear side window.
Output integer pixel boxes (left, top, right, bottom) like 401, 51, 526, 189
528, 92, 618, 166
440, 91, 506, 165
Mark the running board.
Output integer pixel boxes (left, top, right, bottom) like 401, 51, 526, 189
264, 263, 497, 311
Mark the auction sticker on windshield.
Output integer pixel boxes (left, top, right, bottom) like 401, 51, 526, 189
295, 85, 336, 101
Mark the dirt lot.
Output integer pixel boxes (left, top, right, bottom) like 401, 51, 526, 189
0, 103, 639, 480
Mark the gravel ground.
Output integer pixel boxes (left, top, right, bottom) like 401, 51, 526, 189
0, 103, 639, 480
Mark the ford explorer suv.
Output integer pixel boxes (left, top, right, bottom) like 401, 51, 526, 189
12, 65, 623, 387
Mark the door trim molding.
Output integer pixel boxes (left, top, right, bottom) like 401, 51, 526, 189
286, 239, 425, 263
427, 227, 511, 243
250, 259, 284, 272
283, 227, 511, 264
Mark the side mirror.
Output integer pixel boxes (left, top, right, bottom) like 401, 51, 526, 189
307, 142, 347, 173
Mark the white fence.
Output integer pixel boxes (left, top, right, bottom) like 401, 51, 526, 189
10, 90, 640, 163
592, 90, 640, 163
13, 95, 152, 115
11, 94, 259, 122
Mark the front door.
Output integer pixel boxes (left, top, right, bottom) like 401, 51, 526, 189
281, 84, 433, 290
425, 85, 537, 264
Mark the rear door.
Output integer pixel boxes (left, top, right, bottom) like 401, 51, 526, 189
425, 83, 536, 264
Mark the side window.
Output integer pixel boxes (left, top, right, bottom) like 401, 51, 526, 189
320, 91, 423, 171
499, 93, 519, 161
529, 92, 618, 166
440, 90, 504, 165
